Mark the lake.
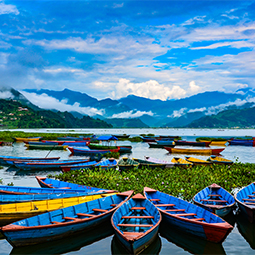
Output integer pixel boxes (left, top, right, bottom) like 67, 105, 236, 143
1, 128, 255, 254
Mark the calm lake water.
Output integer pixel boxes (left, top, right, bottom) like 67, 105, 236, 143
1, 128, 255, 254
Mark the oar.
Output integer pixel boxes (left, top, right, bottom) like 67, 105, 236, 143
45, 144, 57, 158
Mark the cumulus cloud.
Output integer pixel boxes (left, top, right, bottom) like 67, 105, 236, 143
0, 1, 19, 15
101, 78, 187, 100
109, 110, 154, 119
189, 81, 201, 93
21, 91, 104, 116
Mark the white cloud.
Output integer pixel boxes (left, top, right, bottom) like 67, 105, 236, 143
0, 1, 19, 15
21, 91, 104, 116
168, 108, 187, 118
0, 91, 13, 99
109, 110, 154, 119
97, 78, 187, 100
188, 107, 207, 113
189, 81, 201, 93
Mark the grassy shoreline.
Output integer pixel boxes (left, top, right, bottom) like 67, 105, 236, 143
50, 162, 255, 201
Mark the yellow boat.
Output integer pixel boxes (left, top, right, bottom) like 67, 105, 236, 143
199, 140, 228, 146
185, 156, 211, 165
165, 147, 225, 155
0, 192, 117, 226
171, 157, 193, 166
207, 156, 233, 165
13, 137, 42, 142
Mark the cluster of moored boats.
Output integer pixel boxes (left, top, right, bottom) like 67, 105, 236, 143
0, 134, 253, 253
0, 175, 254, 254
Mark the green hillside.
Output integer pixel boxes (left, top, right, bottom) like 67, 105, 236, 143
186, 107, 255, 128
0, 99, 112, 128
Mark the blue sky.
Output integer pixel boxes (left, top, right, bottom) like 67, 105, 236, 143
0, 0, 255, 101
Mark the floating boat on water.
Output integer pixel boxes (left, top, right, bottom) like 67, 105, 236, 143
13, 159, 90, 171
13, 137, 42, 142
111, 134, 130, 139
11, 220, 114, 255
228, 139, 255, 146
144, 187, 233, 243
88, 143, 120, 152
132, 158, 166, 169
171, 157, 193, 166
57, 136, 87, 141
35, 176, 115, 193
235, 182, 255, 223
118, 145, 132, 153
2, 191, 133, 247
39, 141, 89, 146
0, 183, 108, 195
117, 157, 139, 171
175, 140, 211, 147
144, 156, 175, 168
61, 158, 118, 172
207, 155, 233, 165
164, 147, 225, 155
0, 191, 117, 226
148, 139, 175, 148
193, 183, 236, 217
111, 193, 161, 255
198, 140, 228, 146
68, 146, 110, 158
0, 156, 60, 166
185, 156, 212, 165
0, 191, 96, 204
25, 144, 68, 150
141, 136, 158, 142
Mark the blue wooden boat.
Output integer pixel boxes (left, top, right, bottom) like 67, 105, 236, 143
0, 156, 60, 166
24, 141, 59, 146
0, 191, 99, 204
13, 159, 90, 170
2, 191, 133, 247
111, 193, 161, 254
229, 139, 254, 146
193, 183, 236, 217
35, 176, 114, 193
144, 187, 233, 243
118, 145, 132, 153
3, 157, 61, 166
61, 158, 118, 172
0, 183, 108, 195
235, 182, 255, 223
10, 220, 114, 254
68, 146, 111, 156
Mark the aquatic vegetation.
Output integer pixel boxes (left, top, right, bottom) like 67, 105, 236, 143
52, 162, 255, 201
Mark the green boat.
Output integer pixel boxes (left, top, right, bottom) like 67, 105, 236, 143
25, 144, 68, 150
117, 157, 139, 171
133, 158, 166, 169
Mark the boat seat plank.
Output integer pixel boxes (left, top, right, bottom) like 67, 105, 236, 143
76, 213, 94, 217
189, 218, 205, 221
150, 199, 160, 201
201, 199, 227, 203
51, 221, 61, 224
92, 208, 108, 212
175, 213, 197, 217
63, 216, 80, 221
122, 232, 143, 238
118, 223, 153, 227
248, 195, 255, 198
130, 207, 146, 210
155, 204, 175, 207
243, 198, 255, 201
164, 209, 185, 212
244, 202, 255, 205
122, 216, 154, 219
111, 204, 117, 207
208, 194, 222, 197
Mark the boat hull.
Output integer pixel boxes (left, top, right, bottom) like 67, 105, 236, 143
165, 147, 225, 155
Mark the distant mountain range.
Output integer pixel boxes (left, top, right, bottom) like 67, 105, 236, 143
2, 86, 255, 128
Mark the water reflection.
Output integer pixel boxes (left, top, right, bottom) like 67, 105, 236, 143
111, 234, 161, 255
160, 224, 226, 255
236, 212, 255, 249
10, 221, 114, 255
